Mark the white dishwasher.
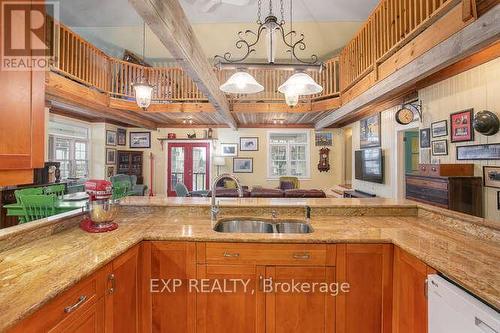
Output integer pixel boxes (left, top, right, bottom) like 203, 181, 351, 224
428, 274, 500, 333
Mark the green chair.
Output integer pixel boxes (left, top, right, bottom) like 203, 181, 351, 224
112, 181, 130, 200
43, 184, 65, 197
14, 187, 44, 203
19, 194, 56, 223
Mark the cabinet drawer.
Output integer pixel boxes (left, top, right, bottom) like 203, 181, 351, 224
9, 267, 108, 333
406, 177, 448, 190
205, 243, 332, 266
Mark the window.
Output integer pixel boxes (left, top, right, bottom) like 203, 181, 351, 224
268, 131, 310, 179
48, 119, 90, 179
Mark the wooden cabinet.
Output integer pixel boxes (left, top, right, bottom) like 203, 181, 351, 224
117, 151, 144, 184
392, 247, 436, 333
196, 264, 265, 333
335, 244, 393, 333
266, 265, 335, 333
405, 174, 483, 217
50, 298, 105, 333
0, 0, 46, 186
104, 245, 139, 333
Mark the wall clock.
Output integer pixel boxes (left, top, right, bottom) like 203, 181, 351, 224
318, 148, 330, 172
395, 101, 422, 125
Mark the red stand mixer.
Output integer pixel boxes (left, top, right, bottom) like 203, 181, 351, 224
80, 179, 119, 233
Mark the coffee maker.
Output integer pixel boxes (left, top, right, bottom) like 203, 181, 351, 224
80, 179, 119, 233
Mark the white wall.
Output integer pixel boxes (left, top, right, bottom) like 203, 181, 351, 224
348, 58, 500, 222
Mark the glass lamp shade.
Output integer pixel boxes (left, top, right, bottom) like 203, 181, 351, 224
278, 72, 323, 96
284, 92, 299, 107
219, 72, 264, 94
133, 82, 154, 110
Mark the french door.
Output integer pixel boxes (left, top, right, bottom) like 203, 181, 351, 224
167, 143, 210, 197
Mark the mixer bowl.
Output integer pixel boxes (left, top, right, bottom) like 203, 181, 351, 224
88, 200, 120, 224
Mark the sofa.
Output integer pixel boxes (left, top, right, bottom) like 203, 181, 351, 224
110, 174, 147, 196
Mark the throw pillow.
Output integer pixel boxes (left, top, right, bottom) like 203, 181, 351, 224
280, 181, 294, 190
224, 180, 237, 189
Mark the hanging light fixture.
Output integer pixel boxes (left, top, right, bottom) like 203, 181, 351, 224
220, 71, 264, 94
215, 0, 323, 104
133, 22, 154, 110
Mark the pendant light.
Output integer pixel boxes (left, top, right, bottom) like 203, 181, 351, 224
133, 22, 154, 110
219, 71, 264, 94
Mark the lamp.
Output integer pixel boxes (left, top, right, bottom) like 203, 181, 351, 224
278, 72, 323, 96
219, 71, 264, 94
213, 156, 226, 176
133, 22, 154, 110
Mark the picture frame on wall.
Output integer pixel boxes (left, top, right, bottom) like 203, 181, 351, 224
360, 113, 381, 148
240, 137, 259, 151
315, 132, 333, 146
106, 165, 115, 178
431, 120, 448, 138
456, 143, 500, 160
420, 128, 431, 148
450, 109, 474, 143
233, 158, 253, 173
129, 132, 151, 148
483, 166, 500, 189
431, 140, 448, 156
220, 143, 238, 156
106, 130, 117, 146
117, 128, 126, 146
106, 148, 116, 165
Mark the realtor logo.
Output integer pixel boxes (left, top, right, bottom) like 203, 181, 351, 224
1, 1, 59, 70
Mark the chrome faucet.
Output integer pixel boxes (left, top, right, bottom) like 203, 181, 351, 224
211, 173, 244, 221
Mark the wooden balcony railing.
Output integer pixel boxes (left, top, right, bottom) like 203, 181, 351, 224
50, 21, 340, 105
339, 0, 459, 91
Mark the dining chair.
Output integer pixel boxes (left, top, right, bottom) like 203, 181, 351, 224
19, 194, 56, 223
112, 181, 129, 200
43, 184, 66, 197
14, 188, 44, 223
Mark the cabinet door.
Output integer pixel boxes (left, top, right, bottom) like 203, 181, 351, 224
196, 264, 265, 333
266, 266, 335, 333
148, 241, 197, 333
105, 245, 139, 333
392, 247, 436, 333
336, 244, 393, 333
50, 298, 105, 333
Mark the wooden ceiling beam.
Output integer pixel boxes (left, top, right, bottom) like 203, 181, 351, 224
109, 98, 216, 113
230, 97, 341, 114
129, 0, 237, 129
315, 5, 500, 129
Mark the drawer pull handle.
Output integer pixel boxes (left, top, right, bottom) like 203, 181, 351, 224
223, 252, 240, 258
293, 252, 311, 260
64, 295, 87, 313
108, 273, 116, 294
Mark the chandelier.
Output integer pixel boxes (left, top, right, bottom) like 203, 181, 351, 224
133, 22, 154, 110
215, 0, 323, 107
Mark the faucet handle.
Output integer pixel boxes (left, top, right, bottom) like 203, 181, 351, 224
305, 206, 311, 221
271, 209, 278, 219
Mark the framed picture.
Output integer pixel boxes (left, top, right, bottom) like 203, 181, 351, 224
130, 132, 151, 148
117, 128, 126, 146
315, 132, 333, 146
420, 128, 431, 148
483, 166, 500, 189
456, 143, 500, 160
240, 137, 259, 151
106, 130, 117, 146
360, 113, 381, 148
431, 140, 448, 156
106, 148, 116, 165
106, 165, 115, 178
220, 143, 238, 156
431, 120, 448, 138
450, 109, 474, 142
233, 158, 253, 173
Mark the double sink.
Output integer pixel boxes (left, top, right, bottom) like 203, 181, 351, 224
213, 218, 313, 234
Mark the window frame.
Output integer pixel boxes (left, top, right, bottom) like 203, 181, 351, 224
267, 130, 311, 179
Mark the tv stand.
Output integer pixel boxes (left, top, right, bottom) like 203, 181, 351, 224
343, 190, 376, 198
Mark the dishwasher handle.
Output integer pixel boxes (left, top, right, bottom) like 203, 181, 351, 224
475, 317, 498, 333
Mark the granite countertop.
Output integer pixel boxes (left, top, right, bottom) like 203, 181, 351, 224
0, 199, 499, 331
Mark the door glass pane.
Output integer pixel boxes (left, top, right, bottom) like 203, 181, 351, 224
171, 147, 185, 190
192, 147, 207, 191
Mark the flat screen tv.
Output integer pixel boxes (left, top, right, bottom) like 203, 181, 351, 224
355, 148, 384, 184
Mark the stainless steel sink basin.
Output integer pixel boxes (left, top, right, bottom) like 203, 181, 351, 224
275, 222, 313, 234
213, 218, 313, 234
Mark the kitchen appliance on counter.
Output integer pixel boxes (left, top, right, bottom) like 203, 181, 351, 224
80, 179, 119, 233
428, 274, 500, 333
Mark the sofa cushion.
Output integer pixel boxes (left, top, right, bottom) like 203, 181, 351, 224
284, 189, 326, 198
208, 188, 251, 197
250, 188, 284, 198
279, 181, 295, 190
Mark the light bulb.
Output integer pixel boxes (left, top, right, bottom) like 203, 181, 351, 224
133, 82, 154, 110
285, 92, 299, 107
